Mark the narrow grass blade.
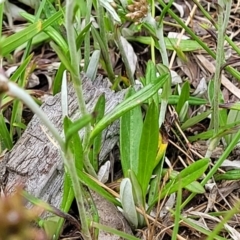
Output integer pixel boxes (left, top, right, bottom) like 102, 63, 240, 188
0, 113, 13, 149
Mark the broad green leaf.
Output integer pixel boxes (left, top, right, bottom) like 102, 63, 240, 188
128, 170, 145, 227
120, 88, 143, 177
120, 178, 138, 228
137, 102, 159, 196
185, 181, 205, 194
148, 158, 209, 210
176, 81, 190, 115
90, 74, 169, 143
128, 170, 144, 208
161, 158, 209, 198
86, 50, 101, 81
162, 169, 205, 193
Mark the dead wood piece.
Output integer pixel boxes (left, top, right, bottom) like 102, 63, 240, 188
1, 75, 132, 237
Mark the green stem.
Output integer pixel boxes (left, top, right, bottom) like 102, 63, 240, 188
83, 0, 93, 71
65, 0, 96, 178
65, 1, 94, 239
150, 0, 155, 64
62, 150, 92, 240
213, 4, 225, 135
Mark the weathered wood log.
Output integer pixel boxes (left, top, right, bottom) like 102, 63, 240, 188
0, 74, 133, 237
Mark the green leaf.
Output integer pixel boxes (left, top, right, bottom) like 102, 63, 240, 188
148, 159, 209, 210
120, 88, 143, 177
167, 95, 207, 105
146, 61, 160, 106
21, 12, 68, 53
86, 50, 101, 81
214, 169, 240, 181
90, 94, 106, 171
137, 102, 159, 196
208, 80, 214, 106
50, 42, 75, 75
181, 110, 212, 131
64, 114, 92, 149
100, 0, 121, 22
92, 222, 139, 240
120, 178, 138, 228
90, 74, 168, 143
0, 113, 13, 150
176, 81, 190, 115
128, 170, 145, 227
127, 36, 202, 52
185, 181, 205, 194
10, 54, 33, 82
0, 10, 62, 56
55, 172, 74, 239
77, 170, 120, 206
161, 158, 209, 198
156, 63, 171, 127
179, 101, 189, 122
53, 22, 92, 94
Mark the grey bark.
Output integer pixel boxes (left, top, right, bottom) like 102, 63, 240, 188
0, 74, 132, 238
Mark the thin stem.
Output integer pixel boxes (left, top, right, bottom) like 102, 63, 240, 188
61, 150, 92, 240
83, 0, 93, 71
65, 0, 96, 177
213, 4, 225, 135
150, 0, 155, 64
96, 1, 115, 82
